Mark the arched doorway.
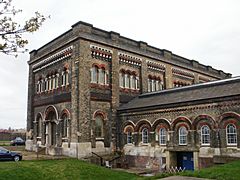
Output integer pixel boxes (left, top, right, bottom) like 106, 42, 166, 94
45, 106, 58, 147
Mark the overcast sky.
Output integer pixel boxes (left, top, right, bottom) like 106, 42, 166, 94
0, 0, 239, 129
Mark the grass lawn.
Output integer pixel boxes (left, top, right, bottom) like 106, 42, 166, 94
152, 160, 240, 180
0, 141, 10, 146
0, 159, 142, 180
1, 158, 240, 180
180, 160, 240, 180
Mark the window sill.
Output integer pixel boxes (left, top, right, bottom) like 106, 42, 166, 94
227, 144, 237, 147
159, 144, 167, 146
96, 137, 104, 141
139, 143, 150, 146
201, 144, 210, 147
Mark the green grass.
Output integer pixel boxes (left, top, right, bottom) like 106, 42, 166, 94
0, 159, 141, 180
152, 160, 240, 180
179, 160, 240, 180
1, 159, 240, 180
0, 141, 10, 146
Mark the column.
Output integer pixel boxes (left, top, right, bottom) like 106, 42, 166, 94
163, 50, 173, 89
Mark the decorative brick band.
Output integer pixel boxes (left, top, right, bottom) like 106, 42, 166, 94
33, 46, 73, 73
147, 60, 165, 72
118, 52, 142, 67
172, 67, 195, 80
90, 45, 112, 61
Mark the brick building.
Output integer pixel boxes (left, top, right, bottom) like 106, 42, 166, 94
26, 21, 239, 170
119, 77, 240, 170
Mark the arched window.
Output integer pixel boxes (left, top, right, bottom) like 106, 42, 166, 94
55, 73, 59, 89
95, 115, 104, 138
119, 72, 124, 87
201, 125, 210, 145
127, 131, 132, 144
179, 126, 188, 145
61, 114, 68, 138
125, 73, 130, 88
156, 80, 159, 91
99, 68, 105, 84
129, 75, 133, 89
152, 79, 156, 92
36, 116, 42, 137
132, 76, 136, 89
147, 78, 152, 92
91, 66, 98, 83
62, 70, 69, 86
142, 128, 148, 143
136, 77, 139, 90
226, 124, 237, 145
159, 128, 167, 145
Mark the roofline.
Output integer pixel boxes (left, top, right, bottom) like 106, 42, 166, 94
29, 21, 231, 78
118, 94, 240, 113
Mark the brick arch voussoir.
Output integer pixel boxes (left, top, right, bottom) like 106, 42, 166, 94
44, 105, 59, 120
121, 120, 135, 132
219, 111, 240, 129
93, 110, 107, 120
60, 109, 71, 119
152, 118, 171, 131
192, 114, 216, 130
135, 119, 151, 132
171, 116, 192, 131
35, 112, 43, 122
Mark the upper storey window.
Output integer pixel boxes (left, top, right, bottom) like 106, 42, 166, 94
142, 128, 148, 144
119, 69, 139, 90
159, 128, 167, 145
147, 75, 163, 92
90, 64, 109, 85
201, 125, 210, 145
179, 126, 188, 145
36, 78, 44, 94
36, 67, 70, 95
61, 69, 69, 87
226, 124, 237, 145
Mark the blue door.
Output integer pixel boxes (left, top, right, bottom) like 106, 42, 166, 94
177, 152, 194, 170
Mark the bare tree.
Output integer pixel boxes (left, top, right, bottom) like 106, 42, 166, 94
0, 0, 49, 56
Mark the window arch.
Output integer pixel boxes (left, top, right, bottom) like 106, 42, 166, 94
179, 126, 188, 145
142, 128, 148, 144
159, 128, 167, 145
226, 124, 237, 145
201, 125, 210, 145
95, 115, 104, 138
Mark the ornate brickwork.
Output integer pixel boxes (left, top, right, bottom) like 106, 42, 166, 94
27, 21, 232, 168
